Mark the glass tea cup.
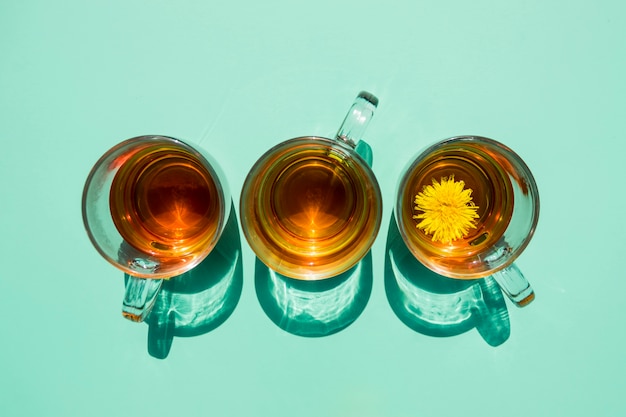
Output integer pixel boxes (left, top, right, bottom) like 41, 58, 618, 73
395, 136, 539, 306
240, 91, 383, 280
82, 135, 230, 319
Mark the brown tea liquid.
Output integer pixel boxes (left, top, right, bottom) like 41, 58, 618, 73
241, 138, 382, 279
399, 141, 514, 276
110, 143, 222, 261
271, 156, 356, 241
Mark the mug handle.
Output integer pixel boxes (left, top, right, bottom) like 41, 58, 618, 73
122, 276, 163, 322
490, 263, 535, 307
336, 91, 378, 158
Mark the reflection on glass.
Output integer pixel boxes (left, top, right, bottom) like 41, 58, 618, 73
124, 203, 243, 359
385, 214, 510, 346
255, 252, 372, 337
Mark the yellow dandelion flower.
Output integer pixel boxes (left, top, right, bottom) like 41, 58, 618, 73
413, 175, 480, 244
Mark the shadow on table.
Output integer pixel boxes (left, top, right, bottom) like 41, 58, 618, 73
255, 252, 373, 337
384, 213, 510, 347
125, 203, 243, 359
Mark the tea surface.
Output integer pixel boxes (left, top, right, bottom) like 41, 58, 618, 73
110, 144, 222, 260
241, 139, 381, 279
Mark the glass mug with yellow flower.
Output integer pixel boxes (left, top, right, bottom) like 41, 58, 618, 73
395, 136, 539, 307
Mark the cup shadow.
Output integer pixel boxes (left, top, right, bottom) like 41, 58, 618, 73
124, 202, 243, 359
384, 213, 510, 347
255, 253, 373, 337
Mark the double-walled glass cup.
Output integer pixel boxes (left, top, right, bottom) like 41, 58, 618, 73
395, 136, 539, 306
82, 135, 230, 319
240, 92, 383, 280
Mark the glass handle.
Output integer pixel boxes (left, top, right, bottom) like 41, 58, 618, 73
491, 263, 535, 308
335, 91, 378, 149
122, 276, 164, 322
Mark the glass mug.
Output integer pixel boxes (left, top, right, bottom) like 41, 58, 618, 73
395, 136, 539, 306
240, 91, 383, 280
82, 135, 230, 319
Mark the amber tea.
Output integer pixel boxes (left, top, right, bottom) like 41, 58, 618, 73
109, 140, 224, 269
240, 138, 382, 280
397, 138, 520, 278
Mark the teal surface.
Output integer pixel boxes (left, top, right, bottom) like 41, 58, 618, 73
1, 1, 624, 416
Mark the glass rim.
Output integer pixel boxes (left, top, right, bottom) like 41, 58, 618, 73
395, 135, 540, 279
81, 135, 228, 278
239, 135, 383, 280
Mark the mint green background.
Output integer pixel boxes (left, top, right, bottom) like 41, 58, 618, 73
1, 1, 624, 416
